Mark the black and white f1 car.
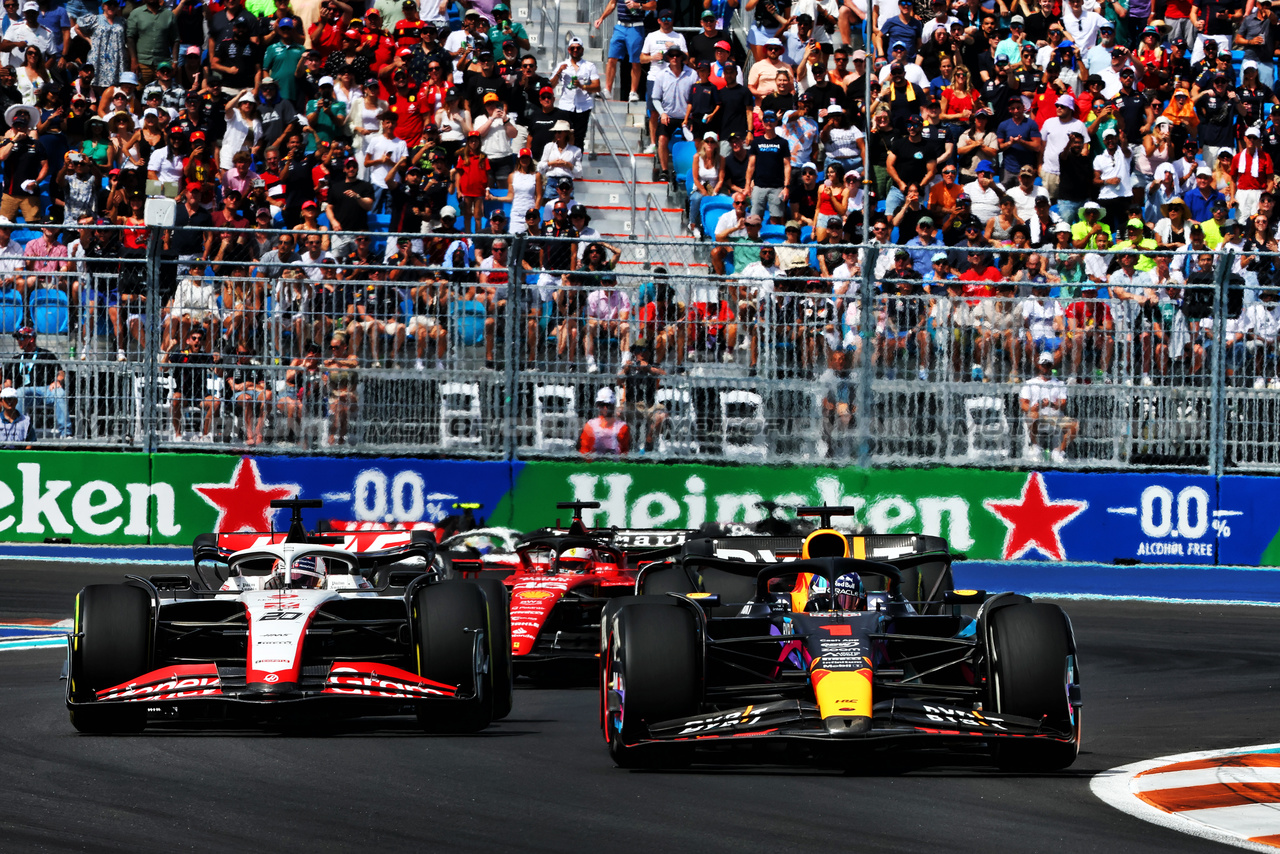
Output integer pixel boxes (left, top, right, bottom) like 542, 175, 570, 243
66, 500, 512, 734
601, 508, 1081, 770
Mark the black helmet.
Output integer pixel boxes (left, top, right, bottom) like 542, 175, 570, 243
569, 203, 590, 222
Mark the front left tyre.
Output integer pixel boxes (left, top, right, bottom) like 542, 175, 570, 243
413, 580, 494, 733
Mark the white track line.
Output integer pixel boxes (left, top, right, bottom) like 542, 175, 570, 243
1092, 744, 1280, 852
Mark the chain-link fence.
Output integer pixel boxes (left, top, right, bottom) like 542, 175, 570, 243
0, 222, 1274, 474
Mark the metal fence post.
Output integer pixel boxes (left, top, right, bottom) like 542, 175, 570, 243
856, 244, 879, 468
143, 234, 162, 453
1208, 254, 1231, 478
504, 232, 525, 460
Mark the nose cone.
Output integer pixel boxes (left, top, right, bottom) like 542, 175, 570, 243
825, 715, 872, 737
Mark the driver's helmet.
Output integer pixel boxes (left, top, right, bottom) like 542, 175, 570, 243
267, 555, 326, 589
832, 572, 865, 611
805, 574, 832, 611
557, 546, 593, 574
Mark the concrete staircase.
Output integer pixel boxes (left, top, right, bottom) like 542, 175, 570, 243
524, 0, 701, 273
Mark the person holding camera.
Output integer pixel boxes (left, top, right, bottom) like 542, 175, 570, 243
0, 104, 44, 223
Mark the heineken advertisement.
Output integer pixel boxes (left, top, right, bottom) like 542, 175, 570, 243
0, 451, 1276, 567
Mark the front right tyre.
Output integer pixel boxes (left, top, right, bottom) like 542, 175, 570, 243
68, 584, 151, 734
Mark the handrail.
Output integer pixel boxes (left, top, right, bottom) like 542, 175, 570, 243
539, 0, 559, 57
642, 191, 684, 270
591, 98, 639, 233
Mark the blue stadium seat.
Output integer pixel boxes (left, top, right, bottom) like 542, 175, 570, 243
11, 229, 38, 245
0, 289, 22, 333
453, 299, 486, 346
671, 141, 696, 186
31, 288, 68, 335
760, 223, 785, 243
700, 195, 732, 230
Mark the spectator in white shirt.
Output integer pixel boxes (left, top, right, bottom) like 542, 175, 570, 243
362, 110, 408, 213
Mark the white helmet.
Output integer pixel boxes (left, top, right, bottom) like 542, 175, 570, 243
267, 555, 326, 589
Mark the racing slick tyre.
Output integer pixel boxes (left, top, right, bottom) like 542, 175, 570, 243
474, 576, 513, 721
603, 599, 700, 769
988, 603, 1079, 771
413, 581, 494, 733
69, 584, 151, 734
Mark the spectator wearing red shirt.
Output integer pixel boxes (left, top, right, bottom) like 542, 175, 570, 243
1066, 284, 1114, 376
387, 68, 428, 147
308, 0, 353, 60
1233, 127, 1276, 219
393, 0, 425, 47
959, 247, 1002, 304
453, 132, 490, 233
579, 387, 631, 456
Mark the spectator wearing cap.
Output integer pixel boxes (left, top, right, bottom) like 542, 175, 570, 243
1237, 2, 1274, 85
906, 215, 942, 277
686, 58, 721, 142
307, 0, 353, 60
8, 2, 52, 71
687, 8, 723, 67
4, 325, 66, 437
0, 107, 45, 223
1194, 71, 1239, 165
541, 176, 576, 219
777, 104, 815, 169
474, 90, 517, 184
779, 13, 820, 71
650, 46, 695, 182
1233, 126, 1275, 218
0, 385, 31, 444
1039, 93, 1088, 200
883, 62, 926, 133
512, 55, 549, 126
211, 15, 261, 90
579, 387, 630, 456
710, 40, 742, 88
747, 108, 790, 222
1183, 162, 1227, 220
221, 88, 263, 172
306, 75, 347, 143
639, 11, 685, 147
58, 149, 101, 222
523, 82, 561, 162
74, 0, 126, 89
257, 77, 300, 150
488, 3, 528, 53
746, 37, 789, 102
687, 132, 723, 237
885, 115, 936, 216
322, 25, 372, 82
537, 118, 583, 187
551, 37, 598, 148
1094, 127, 1133, 231
819, 103, 862, 174
458, 46, 508, 118
124, 0, 175, 85
877, 0, 922, 61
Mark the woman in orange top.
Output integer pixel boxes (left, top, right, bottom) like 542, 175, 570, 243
1160, 83, 1199, 146
453, 131, 491, 234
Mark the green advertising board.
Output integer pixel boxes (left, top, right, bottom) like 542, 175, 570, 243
494, 462, 1029, 557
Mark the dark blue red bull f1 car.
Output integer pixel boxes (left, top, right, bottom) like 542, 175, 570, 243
601, 508, 1082, 770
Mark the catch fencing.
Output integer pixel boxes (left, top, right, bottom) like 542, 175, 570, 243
0, 223, 1275, 475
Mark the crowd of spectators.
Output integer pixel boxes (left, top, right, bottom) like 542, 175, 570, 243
597, 0, 1280, 386
0, 0, 1277, 454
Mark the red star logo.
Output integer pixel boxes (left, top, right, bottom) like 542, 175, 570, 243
193, 458, 299, 533
983, 472, 1086, 561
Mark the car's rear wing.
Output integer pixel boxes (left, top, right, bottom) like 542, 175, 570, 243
192, 529, 437, 568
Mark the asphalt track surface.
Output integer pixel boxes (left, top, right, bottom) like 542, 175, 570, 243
2, 559, 1278, 854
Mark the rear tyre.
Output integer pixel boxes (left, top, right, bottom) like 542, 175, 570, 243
988, 603, 1080, 771
603, 600, 700, 769
414, 581, 493, 733
69, 585, 151, 734
474, 577, 513, 721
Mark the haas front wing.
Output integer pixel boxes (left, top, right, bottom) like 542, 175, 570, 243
70, 590, 476, 713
